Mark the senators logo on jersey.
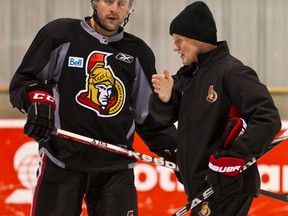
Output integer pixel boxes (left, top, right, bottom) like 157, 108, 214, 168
198, 202, 211, 216
206, 85, 218, 103
76, 51, 125, 117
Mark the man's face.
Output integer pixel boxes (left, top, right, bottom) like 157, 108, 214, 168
172, 34, 202, 65
94, 0, 130, 34
95, 84, 113, 106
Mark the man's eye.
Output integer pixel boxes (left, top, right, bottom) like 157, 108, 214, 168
105, 0, 113, 5
118, 1, 128, 7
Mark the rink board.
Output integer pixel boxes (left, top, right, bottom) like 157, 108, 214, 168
0, 119, 287, 216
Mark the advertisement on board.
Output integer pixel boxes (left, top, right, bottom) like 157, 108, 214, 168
0, 120, 287, 216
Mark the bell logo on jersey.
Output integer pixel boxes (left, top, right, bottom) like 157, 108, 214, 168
76, 51, 125, 117
198, 202, 211, 216
206, 85, 218, 103
68, 56, 84, 68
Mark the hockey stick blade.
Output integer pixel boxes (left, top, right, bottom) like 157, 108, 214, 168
52, 128, 179, 171
259, 189, 288, 202
172, 129, 288, 216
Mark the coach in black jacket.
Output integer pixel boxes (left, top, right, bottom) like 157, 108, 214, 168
149, 1, 281, 215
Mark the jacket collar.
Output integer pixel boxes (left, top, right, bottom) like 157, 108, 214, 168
197, 41, 229, 65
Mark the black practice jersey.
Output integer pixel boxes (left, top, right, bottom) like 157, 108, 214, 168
10, 17, 177, 172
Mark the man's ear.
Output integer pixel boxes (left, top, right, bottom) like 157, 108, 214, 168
91, 0, 97, 10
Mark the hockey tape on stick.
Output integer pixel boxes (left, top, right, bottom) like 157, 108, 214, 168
259, 189, 288, 202
256, 129, 288, 203
172, 129, 288, 216
52, 128, 179, 171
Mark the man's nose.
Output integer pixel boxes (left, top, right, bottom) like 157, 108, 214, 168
109, 2, 119, 11
173, 44, 179, 52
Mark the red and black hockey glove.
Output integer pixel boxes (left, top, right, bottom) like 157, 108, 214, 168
23, 81, 56, 142
218, 117, 247, 149
206, 151, 248, 198
206, 118, 248, 198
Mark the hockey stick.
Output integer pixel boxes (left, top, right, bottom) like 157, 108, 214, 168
52, 128, 288, 203
52, 128, 179, 171
259, 189, 288, 202
172, 129, 288, 216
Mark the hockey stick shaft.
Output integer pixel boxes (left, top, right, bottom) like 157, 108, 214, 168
259, 189, 288, 202
172, 129, 288, 216
52, 128, 179, 171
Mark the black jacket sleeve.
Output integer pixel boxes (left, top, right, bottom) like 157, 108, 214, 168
131, 42, 178, 158
224, 66, 282, 157
149, 91, 180, 124
135, 113, 177, 152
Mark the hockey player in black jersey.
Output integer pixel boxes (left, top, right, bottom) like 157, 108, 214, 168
9, 0, 177, 215
149, 1, 281, 216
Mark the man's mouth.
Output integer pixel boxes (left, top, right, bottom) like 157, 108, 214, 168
107, 15, 118, 22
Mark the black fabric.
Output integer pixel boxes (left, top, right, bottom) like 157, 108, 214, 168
85, 169, 138, 216
190, 194, 253, 216
32, 154, 85, 216
206, 170, 244, 199
207, 119, 239, 155
169, 1, 217, 44
32, 154, 138, 216
24, 102, 55, 142
24, 80, 53, 94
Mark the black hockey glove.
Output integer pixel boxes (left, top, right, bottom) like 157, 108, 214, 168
154, 147, 182, 183
154, 147, 177, 162
23, 81, 56, 142
206, 117, 249, 198
206, 151, 247, 199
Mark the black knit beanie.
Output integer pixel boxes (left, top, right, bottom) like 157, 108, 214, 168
170, 1, 217, 44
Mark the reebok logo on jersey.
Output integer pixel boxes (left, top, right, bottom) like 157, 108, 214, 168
68, 56, 84, 68
116, 53, 134, 63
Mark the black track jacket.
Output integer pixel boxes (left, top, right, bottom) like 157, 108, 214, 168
149, 41, 281, 200
10, 17, 177, 172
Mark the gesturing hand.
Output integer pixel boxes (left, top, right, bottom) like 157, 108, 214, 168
151, 69, 174, 103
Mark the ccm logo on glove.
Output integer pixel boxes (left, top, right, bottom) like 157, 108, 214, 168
28, 91, 56, 110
